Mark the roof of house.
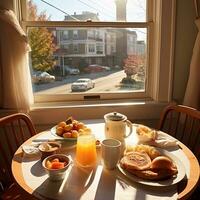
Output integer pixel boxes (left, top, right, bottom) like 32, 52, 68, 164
64, 11, 100, 21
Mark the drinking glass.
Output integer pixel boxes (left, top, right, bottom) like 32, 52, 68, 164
76, 134, 97, 167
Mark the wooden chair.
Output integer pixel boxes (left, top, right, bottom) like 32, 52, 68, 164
158, 104, 200, 161
158, 104, 200, 199
0, 113, 37, 199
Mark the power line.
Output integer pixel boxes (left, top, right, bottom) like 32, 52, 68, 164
76, 0, 114, 19
40, 0, 80, 21
39, 0, 146, 39
40, 0, 146, 23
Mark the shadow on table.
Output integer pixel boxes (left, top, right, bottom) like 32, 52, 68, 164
94, 169, 116, 200
177, 175, 188, 194
31, 163, 179, 200
32, 163, 97, 200
116, 171, 178, 200
31, 160, 46, 177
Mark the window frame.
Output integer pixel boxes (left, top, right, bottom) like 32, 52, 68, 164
19, 0, 175, 105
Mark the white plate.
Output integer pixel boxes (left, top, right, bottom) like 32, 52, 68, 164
118, 148, 186, 187
51, 126, 77, 141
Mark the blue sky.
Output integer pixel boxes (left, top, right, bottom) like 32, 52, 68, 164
32, 0, 146, 40
33, 0, 146, 21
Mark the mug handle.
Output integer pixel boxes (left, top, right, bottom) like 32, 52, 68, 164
124, 120, 133, 138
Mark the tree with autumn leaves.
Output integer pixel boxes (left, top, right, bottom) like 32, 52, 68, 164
28, 0, 56, 72
122, 54, 146, 84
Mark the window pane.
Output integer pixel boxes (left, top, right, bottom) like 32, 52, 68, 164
27, 0, 146, 22
28, 27, 147, 95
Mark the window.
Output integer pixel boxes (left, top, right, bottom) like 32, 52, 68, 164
73, 30, 78, 39
20, 0, 175, 105
88, 30, 95, 39
96, 43, 104, 55
73, 44, 78, 53
60, 30, 69, 40
96, 31, 104, 41
88, 44, 95, 53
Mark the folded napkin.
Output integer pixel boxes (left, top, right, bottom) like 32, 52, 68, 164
138, 130, 178, 148
154, 131, 178, 147
22, 144, 40, 157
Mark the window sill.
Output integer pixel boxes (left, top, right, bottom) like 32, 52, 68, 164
29, 100, 169, 125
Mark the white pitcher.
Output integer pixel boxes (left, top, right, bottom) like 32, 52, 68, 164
104, 112, 132, 142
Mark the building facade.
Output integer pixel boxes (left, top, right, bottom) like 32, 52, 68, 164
53, 11, 145, 72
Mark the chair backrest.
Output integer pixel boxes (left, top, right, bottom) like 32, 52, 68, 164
158, 104, 200, 161
0, 113, 37, 186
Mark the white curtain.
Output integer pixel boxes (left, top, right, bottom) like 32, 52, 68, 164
0, 9, 34, 112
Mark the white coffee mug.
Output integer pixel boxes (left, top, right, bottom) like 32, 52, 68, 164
101, 138, 121, 170
104, 112, 132, 142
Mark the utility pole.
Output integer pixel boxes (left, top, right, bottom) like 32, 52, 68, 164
115, 0, 127, 21
115, 0, 128, 67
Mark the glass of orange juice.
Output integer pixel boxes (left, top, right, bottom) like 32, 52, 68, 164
76, 134, 97, 167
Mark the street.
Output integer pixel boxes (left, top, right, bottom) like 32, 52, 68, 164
34, 70, 124, 94
33, 70, 144, 94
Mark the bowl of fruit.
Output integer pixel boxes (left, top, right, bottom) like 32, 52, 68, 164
51, 117, 91, 140
42, 154, 72, 181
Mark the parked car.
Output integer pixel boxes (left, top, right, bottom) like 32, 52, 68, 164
101, 66, 111, 71
84, 64, 105, 73
32, 71, 42, 83
64, 66, 80, 75
32, 71, 55, 83
40, 72, 55, 82
71, 78, 95, 92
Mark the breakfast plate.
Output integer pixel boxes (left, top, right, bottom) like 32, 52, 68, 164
117, 149, 186, 186
51, 126, 77, 141
51, 126, 101, 148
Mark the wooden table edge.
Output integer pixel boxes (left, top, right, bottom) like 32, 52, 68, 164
12, 131, 200, 199
11, 132, 47, 199
177, 142, 200, 200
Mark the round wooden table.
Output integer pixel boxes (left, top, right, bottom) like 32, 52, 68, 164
12, 122, 200, 200
176, 142, 199, 199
